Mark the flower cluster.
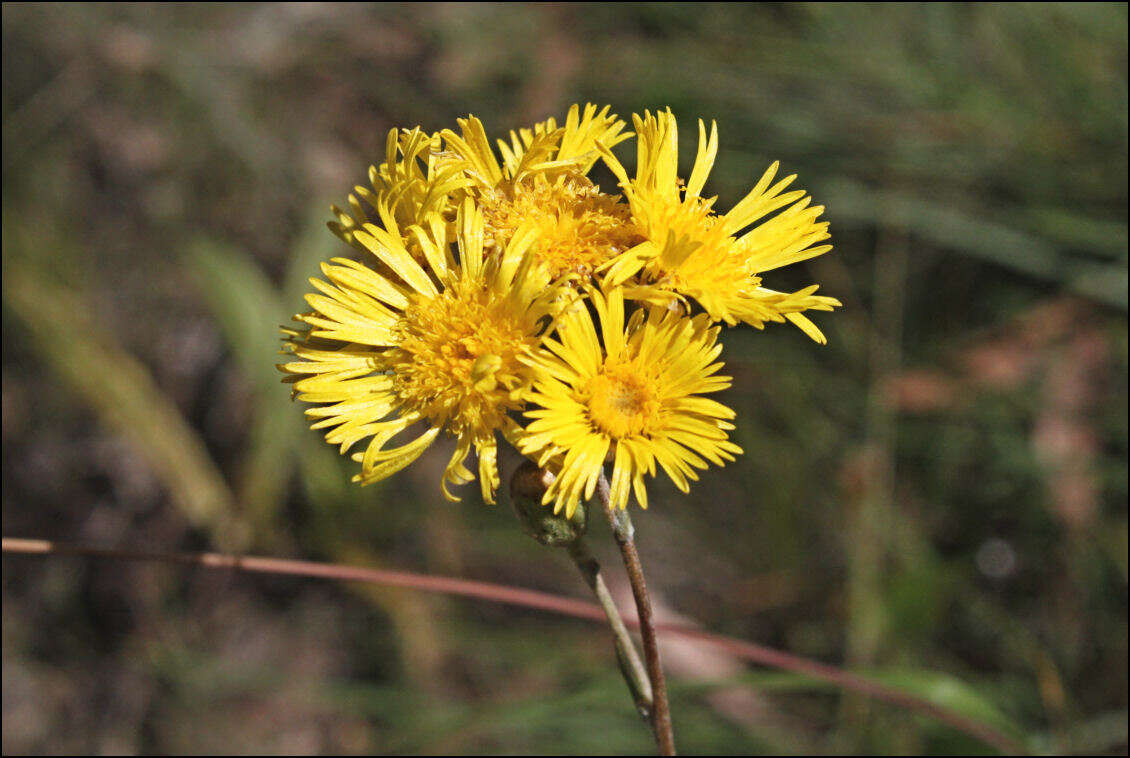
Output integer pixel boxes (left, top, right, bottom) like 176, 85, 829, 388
280, 104, 839, 516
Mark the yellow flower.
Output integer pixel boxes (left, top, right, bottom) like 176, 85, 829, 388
287, 106, 842, 505
600, 110, 841, 343
280, 200, 561, 503
442, 104, 640, 282
519, 288, 742, 516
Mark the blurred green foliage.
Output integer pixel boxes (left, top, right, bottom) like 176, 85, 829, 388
3, 3, 1126, 754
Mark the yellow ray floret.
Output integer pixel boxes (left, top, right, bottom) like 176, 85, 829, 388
440, 103, 631, 192
519, 287, 742, 516
281, 199, 564, 503
329, 127, 467, 261
599, 109, 840, 343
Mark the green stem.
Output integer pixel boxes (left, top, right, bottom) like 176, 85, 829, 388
567, 538, 654, 719
597, 472, 676, 756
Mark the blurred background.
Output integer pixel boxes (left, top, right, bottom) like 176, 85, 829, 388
3, 3, 1127, 754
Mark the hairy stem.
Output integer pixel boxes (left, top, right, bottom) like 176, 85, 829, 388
596, 473, 676, 755
567, 538, 654, 719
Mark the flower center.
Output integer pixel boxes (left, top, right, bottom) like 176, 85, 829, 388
388, 281, 534, 436
479, 176, 642, 280
586, 362, 661, 439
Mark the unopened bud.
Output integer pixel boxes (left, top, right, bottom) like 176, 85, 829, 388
509, 460, 587, 547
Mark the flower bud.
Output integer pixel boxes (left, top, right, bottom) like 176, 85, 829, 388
509, 460, 587, 547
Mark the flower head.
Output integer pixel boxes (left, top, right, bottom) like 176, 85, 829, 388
442, 104, 639, 282
519, 288, 742, 516
281, 200, 560, 502
600, 110, 840, 342
328, 104, 637, 281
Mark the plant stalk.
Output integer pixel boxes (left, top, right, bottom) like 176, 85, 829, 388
596, 472, 676, 755
567, 538, 654, 719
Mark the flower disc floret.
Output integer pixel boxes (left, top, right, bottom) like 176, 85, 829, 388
585, 361, 662, 439
388, 279, 539, 437
479, 176, 643, 281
